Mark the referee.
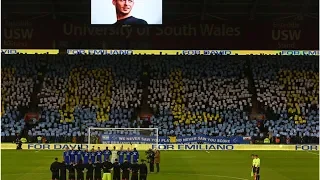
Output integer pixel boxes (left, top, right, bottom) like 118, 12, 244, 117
251, 154, 255, 177
253, 155, 260, 180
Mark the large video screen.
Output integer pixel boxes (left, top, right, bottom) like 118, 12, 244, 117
91, 0, 162, 25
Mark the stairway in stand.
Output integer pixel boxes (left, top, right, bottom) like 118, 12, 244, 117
29, 61, 47, 112
139, 59, 153, 128
22, 60, 47, 136
245, 58, 267, 133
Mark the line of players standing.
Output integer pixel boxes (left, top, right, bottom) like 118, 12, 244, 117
50, 146, 150, 180
64, 146, 140, 166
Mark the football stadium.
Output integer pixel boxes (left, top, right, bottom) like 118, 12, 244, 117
1, 0, 320, 179
1, 52, 319, 180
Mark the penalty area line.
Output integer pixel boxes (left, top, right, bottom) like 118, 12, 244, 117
2, 172, 47, 175
4, 172, 250, 180
164, 172, 249, 180
306, 151, 319, 156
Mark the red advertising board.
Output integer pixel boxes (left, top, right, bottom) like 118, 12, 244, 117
2, 18, 318, 50
1, 17, 53, 49
257, 18, 319, 50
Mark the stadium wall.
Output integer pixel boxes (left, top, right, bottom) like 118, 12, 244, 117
1, 49, 319, 55
1, 144, 318, 151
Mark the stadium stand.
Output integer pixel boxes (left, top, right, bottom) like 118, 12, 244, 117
1, 55, 319, 144
10, 56, 143, 143
1, 57, 38, 142
251, 56, 319, 144
147, 57, 255, 137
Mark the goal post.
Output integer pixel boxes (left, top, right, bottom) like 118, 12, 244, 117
88, 128, 159, 150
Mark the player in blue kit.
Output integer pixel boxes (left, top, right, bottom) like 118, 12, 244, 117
76, 148, 83, 163
83, 149, 90, 164
63, 148, 70, 165
117, 146, 125, 164
125, 148, 133, 163
69, 147, 76, 163
103, 147, 112, 162
90, 149, 96, 163
132, 148, 139, 163
96, 147, 103, 162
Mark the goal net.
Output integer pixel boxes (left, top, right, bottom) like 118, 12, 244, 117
88, 128, 159, 149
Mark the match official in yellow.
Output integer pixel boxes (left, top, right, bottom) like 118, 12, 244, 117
251, 154, 255, 177
253, 155, 260, 180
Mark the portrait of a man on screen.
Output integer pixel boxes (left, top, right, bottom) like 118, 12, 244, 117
113, 0, 148, 25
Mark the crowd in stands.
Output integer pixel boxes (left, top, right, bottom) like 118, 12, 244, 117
252, 56, 319, 143
1, 57, 37, 141
147, 57, 254, 137
1, 55, 319, 144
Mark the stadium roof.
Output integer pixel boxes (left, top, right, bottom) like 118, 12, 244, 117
2, 0, 319, 21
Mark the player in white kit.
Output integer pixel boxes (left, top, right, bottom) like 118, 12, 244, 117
111, 146, 118, 163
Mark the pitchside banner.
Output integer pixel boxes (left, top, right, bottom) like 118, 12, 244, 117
2, 18, 318, 49
2, 144, 318, 151
100, 134, 245, 144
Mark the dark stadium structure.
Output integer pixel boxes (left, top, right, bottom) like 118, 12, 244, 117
2, 0, 319, 50
2, 0, 319, 20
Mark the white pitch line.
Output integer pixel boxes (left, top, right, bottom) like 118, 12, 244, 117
164, 172, 249, 180
306, 151, 320, 156
43, 156, 59, 157
170, 156, 197, 159
3, 172, 249, 180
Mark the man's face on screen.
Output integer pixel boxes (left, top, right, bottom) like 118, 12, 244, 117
113, 0, 134, 15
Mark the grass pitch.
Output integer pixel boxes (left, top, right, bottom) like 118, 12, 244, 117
1, 150, 319, 180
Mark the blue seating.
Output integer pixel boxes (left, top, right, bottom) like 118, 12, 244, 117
1, 55, 318, 144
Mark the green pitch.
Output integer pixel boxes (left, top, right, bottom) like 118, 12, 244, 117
1, 150, 319, 180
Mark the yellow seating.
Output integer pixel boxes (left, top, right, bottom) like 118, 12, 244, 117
169, 69, 222, 125
60, 68, 113, 122
1, 68, 15, 117
278, 69, 318, 124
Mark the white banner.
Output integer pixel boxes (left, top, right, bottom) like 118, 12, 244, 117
1, 143, 318, 151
